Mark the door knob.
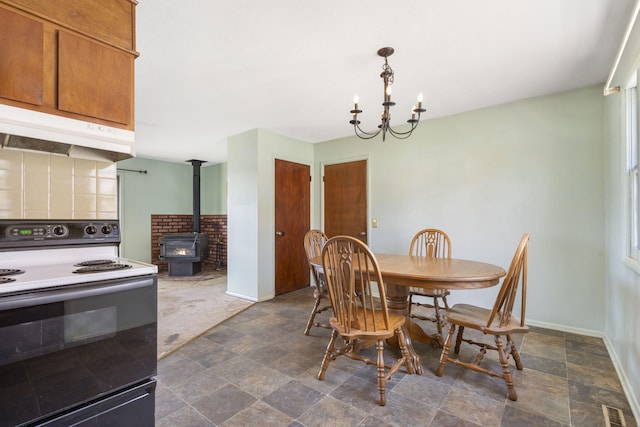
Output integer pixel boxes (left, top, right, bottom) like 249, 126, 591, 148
360, 231, 367, 236
276, 231, 285, 237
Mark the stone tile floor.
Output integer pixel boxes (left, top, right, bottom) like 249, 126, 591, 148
155, 287, 638, 426
157, 269, 253, 358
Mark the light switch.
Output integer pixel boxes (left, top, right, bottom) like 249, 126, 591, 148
372, 218, 378, 228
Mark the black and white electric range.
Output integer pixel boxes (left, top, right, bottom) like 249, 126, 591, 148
0, 220, 158, 427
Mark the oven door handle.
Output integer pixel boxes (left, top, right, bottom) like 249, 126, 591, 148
0, 276, 156, 311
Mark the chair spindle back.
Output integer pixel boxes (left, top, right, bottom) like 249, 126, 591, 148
322, 236, 390, 335
304, 229, 328, 286
409, 228, 451, 258
486, 233, 529, 328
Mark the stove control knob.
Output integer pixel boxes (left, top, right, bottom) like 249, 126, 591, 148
101, 225, 113, 235
52, 225, 66, 236
86, 225, 97, 235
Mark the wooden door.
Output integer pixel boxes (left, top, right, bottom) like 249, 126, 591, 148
324, 159, 367, 242
275, 159, 310, 294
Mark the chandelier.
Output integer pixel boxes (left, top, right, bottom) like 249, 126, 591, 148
349, 47, 425, 141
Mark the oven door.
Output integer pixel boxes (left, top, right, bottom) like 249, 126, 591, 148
0, 275, 157, 427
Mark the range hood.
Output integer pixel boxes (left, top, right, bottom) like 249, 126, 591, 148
0, 104, 135, 162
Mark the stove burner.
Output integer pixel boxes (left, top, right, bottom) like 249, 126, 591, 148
0, 268, 25, 276
73, 263, 132, 274
75, 259, 117, 267
0, 277, 16, 283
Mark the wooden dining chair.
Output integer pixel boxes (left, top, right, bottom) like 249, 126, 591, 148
408, 228, 451, 336
436, 233, 530, 401
303, 229, 332, 335
317, 235, 413, 406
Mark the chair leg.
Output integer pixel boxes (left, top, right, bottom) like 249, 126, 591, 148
437, 296, 450, 339
317, 330, 338, 381
436, 324, 456, 377
376, 339, 386, 406
495, 335, 518, 401
433, 296, 444, 336
454, 326, 465, 354
411, 293, 450, 337
304, 296, 323, 335
441, 294, 449, 310
507, 334, 524, 370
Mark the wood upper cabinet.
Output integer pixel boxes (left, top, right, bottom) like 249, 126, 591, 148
0, 0, 137, 130
58, 31, 133, 125
0, 7, 44, 106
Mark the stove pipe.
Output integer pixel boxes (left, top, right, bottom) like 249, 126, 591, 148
188, 159, 206, 233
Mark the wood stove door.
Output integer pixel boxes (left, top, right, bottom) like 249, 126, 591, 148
274, 159, 310, 294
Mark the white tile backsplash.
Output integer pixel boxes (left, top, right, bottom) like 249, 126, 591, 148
0, 149, 117, 219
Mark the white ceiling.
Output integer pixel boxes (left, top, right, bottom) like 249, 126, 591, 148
134, 0, 635, 164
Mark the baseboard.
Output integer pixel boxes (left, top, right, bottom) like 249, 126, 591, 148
602, 334, 640, 423
526, 319, 604, 337
224, 290, 259, 302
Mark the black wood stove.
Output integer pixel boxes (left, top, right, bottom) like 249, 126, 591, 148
159, 160, 209, 276
159, 232, 209, 276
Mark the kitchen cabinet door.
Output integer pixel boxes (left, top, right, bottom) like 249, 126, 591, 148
57, 31, 133, 126
0, 7, 44, 106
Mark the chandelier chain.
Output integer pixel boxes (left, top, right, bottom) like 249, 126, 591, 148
382, 58, 394, 86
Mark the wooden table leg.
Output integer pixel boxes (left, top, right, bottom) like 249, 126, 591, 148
385, 283, 423, 375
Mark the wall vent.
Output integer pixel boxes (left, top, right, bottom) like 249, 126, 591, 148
602, 404, 626, 427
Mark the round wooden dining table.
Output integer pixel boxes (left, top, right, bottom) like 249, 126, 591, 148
309, 253, 506, 374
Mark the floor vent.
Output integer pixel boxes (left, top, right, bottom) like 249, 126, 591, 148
602, 404, 626, 427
